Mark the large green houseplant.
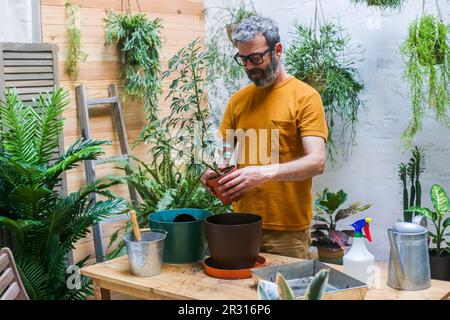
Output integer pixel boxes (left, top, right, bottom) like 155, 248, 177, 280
0, 89, 126, 299
104, 10, 162, 122
106, 39, 229, 259
311, 188, 371, 265
406, 184, 450, 281
400, 14, 450, 148
285, 22, 365, 162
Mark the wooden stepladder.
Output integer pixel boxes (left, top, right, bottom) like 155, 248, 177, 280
75, 84, 138, 262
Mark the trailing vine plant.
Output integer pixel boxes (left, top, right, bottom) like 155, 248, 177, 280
65, 1, 87, 77
400, 7, 450, 148
104, 4, 162, 123
350, 0, 407, 10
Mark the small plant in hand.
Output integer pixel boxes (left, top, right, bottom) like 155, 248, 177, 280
311, 189, 371, 263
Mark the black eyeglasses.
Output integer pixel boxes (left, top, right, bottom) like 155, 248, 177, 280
233, 48, 273, 66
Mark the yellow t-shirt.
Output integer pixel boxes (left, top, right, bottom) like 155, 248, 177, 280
219, 76, 328, 231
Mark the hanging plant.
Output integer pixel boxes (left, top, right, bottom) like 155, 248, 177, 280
201, 0, 258, 125
350, 0, 407, 10
400, 14, 450, 148
224, 2, 257, 44
285, 22, 365, 162
65, 1, 87, 77
104, 10, 162, 121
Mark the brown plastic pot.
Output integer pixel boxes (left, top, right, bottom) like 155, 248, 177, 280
205, 213, 262, 270
429, 250, 450, 281
205, 166, 241, 205
317, 246, 344, 265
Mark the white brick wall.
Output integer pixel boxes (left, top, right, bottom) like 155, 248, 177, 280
204, 0, 450, 260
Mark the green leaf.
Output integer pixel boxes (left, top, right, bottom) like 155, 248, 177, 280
430, 184, 449, 215
0, 216, 24, 244
405, 207, 436, 220
257, 280, 278, 300
275, 272, 296, 300
304, 269, 329, 300
443, 217, 450, 229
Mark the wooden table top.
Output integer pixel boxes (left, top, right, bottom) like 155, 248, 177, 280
81, 253, 450, 300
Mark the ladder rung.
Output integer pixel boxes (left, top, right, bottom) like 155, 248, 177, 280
87, 97, 118, 106
94, 155, 129, 165
99, 213, 129, 225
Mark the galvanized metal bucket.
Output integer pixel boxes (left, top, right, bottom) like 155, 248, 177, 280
123, 229, 167, 277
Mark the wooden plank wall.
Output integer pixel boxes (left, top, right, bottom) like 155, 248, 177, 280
40, 0, 205, 264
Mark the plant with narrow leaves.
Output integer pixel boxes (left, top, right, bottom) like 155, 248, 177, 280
350, 0, 406, 10
258, 269, 330, 300
286, 22, 365, 162
106, 39, 230, 258
0, 89, 127, 299
65, 1, 87, 77
202, 0, 257, 125
104, 10, 162, 122
311, 188, 371, 249
400, 15, 450, 148
398, 146, 425, 222
406, 184, 450, 257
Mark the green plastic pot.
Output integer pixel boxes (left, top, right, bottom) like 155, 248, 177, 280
148, 208, 212, 264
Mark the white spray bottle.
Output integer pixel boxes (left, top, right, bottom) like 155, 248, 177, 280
343, 218, 375, 284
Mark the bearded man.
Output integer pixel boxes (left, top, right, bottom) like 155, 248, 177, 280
201, 16, 328, 259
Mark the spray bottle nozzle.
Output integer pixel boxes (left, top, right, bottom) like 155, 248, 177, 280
351, 218, 372, 242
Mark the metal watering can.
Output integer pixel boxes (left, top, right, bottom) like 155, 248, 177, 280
387, 216, 431, 290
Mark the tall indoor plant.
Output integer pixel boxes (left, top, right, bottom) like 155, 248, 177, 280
285, 22, 365, 162
106, 39, 229, 259
104, 10, 162, 122
405, 184, 450, 281
400, 14, 449, 148
0, 89, 126, 299
311, 188, 371, 265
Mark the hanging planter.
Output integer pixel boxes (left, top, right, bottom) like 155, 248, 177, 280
104, 7, 162, 121
65, 1, 87, 78
286, 21, 365, 162
350, 0, 406, 10
400, 12, 449, 148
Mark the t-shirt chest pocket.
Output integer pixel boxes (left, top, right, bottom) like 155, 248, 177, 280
270, 119, 298, 154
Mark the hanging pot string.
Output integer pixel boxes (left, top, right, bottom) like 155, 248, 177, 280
120, 0, 142, 14
313, 0, 326, 36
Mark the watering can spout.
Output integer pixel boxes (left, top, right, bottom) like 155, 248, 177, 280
387, 229, 405, 286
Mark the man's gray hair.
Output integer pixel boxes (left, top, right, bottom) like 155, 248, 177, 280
232, 15, 280, 48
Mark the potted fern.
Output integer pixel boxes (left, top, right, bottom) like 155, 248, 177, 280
285, 22, 365, 162
311, 189, 371, 265
0, 88, 126, 299
405, 184, 450, 281
400, 14, 449, 148
104, 10, 162, 121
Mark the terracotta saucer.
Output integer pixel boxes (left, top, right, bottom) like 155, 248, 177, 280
203, 256, 266, 279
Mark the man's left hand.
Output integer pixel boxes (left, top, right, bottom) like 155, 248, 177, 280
218, 166, 270, 201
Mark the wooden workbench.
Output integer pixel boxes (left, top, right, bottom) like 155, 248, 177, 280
80, 253, 450, 300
